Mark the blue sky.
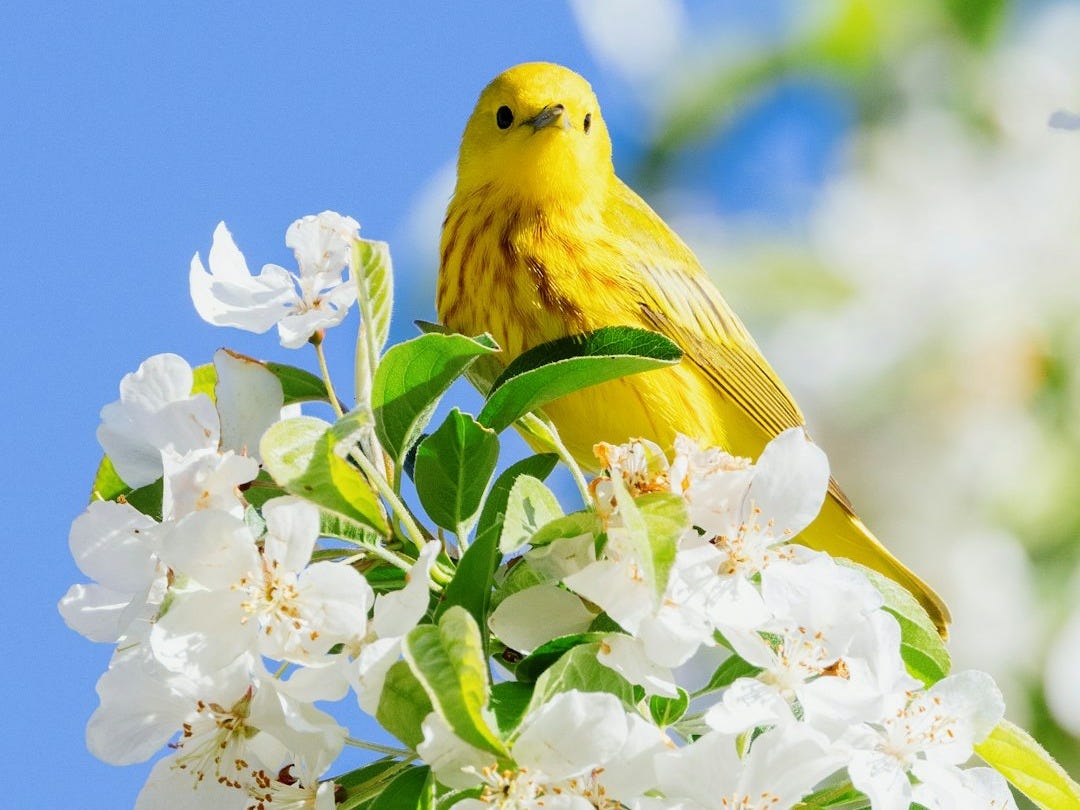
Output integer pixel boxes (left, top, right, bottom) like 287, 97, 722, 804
0, 3, 840, 806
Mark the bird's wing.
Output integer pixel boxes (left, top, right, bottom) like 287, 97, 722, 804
609, 182, 856, 514
634, 266, 805, 437
635, 265, 858, 516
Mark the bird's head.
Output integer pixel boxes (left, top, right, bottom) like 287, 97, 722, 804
455, 62, 614, 209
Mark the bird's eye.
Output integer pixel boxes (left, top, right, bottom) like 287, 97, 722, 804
496, 105, 514, 129
584, 113, 592, 133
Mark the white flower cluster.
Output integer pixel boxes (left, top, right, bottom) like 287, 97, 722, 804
61, 348, 439, 808
473, 430, 1015, 809
60, 215, 438, 809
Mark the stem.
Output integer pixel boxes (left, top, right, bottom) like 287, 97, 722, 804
344, 738, 412, 758
523, 413, 591, 503
313, 338, 345, 419
349, 536, 414, 572
335, 754, 417, 802
349, 447, 428, 556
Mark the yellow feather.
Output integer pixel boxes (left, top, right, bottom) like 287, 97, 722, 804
437, 62, 950, 636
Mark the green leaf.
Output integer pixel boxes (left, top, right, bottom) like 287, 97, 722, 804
612, 482, 687, 601
704, 653, 763, 693
527, 642, 634, 715
416, 320, 505, 396
793, 780, 867, 809
318, 509, 389, 551
975, 720, 1080, 810
846, 562, 951, 686
477, 326, 682, 432
331, 760, 406, 810
369, 766, 432, 810
191, 362, 217, 400
352, 239, 396, 413
414, 409, 499, 536
531, 510, 601, 547
649, 688, 690, 727
514, 633, 611, 683
124, 477, 164, 521
260, 415, 388, 535
264, 360, 331, 404
489, 681, 534, 734
372, 332, 498, 463
943, 0, 1006, 47
476, 455, 560, 546
90, 456, 129, 502
240, 470, 287, 509
402, 606, 507, 756
376, 660, 433, 749
499, 475, 563, 554
353, 239, 395, 355
434, 454, 559, 632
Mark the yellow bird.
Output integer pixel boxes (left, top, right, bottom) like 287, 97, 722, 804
437, 62, 950, 635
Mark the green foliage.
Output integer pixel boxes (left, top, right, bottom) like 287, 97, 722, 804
372, 332, 498, 464
530, 509, 600, 547
649, 688, 690, 727
498, 475, 564, 555
609, 479, 687, 601
367, 766, 433, 810
352, 239, 394, 355
477, 326, 682, 432
975, 721, 1080, 810
260, 414, 389, 535
413, 409, 499, 537
435, 454, 559, 638
849, 563, 951, 686
333, 760, 411, 810
513, 633, 611, 683
794, 781, 870, 809
526, 642, 635, 715
263, 359, 333, 404
704, 653, 764, 694
403, 607, 507, 756
943, 0, 1007, 46
489, 681, 534, 734
376, 661, 434, 749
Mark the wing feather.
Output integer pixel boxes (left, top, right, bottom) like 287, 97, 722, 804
608, 181, 857, 515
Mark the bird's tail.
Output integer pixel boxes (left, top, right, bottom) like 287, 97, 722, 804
801, 493, 952, 638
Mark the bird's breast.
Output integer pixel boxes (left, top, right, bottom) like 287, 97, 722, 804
438, 191, 608, 356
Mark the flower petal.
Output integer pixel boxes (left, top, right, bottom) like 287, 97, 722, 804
489, 584, 595, 654
744, 427, 829, 539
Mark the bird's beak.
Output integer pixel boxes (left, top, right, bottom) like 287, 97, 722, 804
525, 104, 568, 132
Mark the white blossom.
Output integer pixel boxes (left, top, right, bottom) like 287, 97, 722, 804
153, 498, 372, 677
161, 446, 258, 521
841, 671, 1005, 810
708, 558, 911, 736
648, 725, 843, 810
354, 541, 441, 713
58, 499, 164, 643
190, 213, 359, 349
96, 353, 219, 488
420, 690, 667, 806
